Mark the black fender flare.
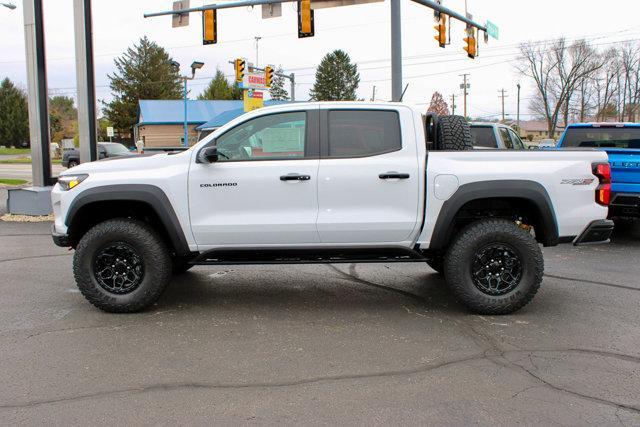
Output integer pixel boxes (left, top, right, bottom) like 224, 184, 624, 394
65, 184, 190, 255
429, 180, 559, 250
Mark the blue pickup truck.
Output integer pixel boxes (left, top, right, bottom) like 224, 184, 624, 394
557, 123, 640, 218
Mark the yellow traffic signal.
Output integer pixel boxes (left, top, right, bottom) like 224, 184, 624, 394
434, 14, 447, 48
235, 58, 246, 83
297, 0, 314, 38
265, 66, 274, 88
202, 9, 217, 45
463, 27, 477, 58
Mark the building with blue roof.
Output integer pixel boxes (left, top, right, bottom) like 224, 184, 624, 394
135, 99, 291, 147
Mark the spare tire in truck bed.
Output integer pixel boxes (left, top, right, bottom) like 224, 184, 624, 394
428, 114, 474, 151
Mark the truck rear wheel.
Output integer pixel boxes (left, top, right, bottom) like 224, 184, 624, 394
73, 218, 172, 313
435, 115, 474, 151
443, 219, 543, 315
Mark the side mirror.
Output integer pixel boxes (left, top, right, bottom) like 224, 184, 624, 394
198, 146, 219, 163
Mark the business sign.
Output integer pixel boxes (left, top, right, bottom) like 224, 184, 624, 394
243, 89, 264, 112
486, 21, 499, 40
240, 72, 267, 90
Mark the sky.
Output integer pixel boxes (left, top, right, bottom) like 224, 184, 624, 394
2, 0, 640, 120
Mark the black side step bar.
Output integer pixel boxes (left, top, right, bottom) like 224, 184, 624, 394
191, 247, 428, 266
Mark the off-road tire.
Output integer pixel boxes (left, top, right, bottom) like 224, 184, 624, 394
73, 218, 172, 313
435, 115, 474, 151
444, 219, 544, 315
172, 256, 195, 274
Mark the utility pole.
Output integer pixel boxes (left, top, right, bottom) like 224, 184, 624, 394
498, 88, 508, 121
254, 36, 261, 67
516, 83, 521, 130
459, 74, 469, 118
390, 0, 402, 101
289, 72, 295, 101
450, 94, 456, 115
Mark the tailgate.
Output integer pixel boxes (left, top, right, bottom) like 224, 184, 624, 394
606, 149, 640, 193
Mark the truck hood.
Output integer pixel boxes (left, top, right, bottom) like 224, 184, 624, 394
61, 151, 190, 175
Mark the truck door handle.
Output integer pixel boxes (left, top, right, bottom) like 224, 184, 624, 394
379, 172, 410, 179
280, 174, 311, 181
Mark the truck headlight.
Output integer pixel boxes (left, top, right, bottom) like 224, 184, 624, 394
58, 174, 88, 191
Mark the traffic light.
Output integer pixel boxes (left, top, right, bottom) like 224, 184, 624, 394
234, 58, 246, 83
265, 66, 274, 88
202, 9, 217, 45
433, 14, 447, 48
297, 0, 314, 38
463, 26, 477, 59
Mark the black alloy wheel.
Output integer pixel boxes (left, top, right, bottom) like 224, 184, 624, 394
471, 243, 523, 296
93, 242, 145, 294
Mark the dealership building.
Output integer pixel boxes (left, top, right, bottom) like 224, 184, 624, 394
134, 99, 289, 148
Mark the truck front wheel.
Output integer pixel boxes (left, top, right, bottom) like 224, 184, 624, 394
444, 219, 543, 315
73, 218, 172, 313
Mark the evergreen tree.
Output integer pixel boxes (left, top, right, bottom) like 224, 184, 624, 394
310, 50, 360, 101
427, 92, 450, 115
103, 36, 182, 136
198, 69, 242, 100
269, 66, 289, 100
0, 78, 29, 147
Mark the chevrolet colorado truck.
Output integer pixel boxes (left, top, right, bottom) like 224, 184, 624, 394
51, 102, 613, 314
556, 123, 640, 218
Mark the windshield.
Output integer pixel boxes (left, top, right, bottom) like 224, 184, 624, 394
103, 143, 131, 155
562, 128, 640, 149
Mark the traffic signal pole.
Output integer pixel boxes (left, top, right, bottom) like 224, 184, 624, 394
146, 0, 488, 104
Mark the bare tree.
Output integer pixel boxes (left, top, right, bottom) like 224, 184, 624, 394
620, 43, 640, 121
518, 38, 604, 137
593, 48, 619, 121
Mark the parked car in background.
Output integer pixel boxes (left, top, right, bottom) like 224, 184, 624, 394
557, 123, 640, 218
62, 142, 135, 168
470, 122, 526, 149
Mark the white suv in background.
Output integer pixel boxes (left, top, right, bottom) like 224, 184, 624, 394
470, 122, 526, 149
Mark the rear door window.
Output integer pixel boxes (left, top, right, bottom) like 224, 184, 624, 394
508, 129, 525, 150
499, 128, 514, 149
561, 128, 640, 148
327, 110, 401, 158
470, 126, 497, 148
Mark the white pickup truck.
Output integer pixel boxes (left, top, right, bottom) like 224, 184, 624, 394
51, 102, 613, 315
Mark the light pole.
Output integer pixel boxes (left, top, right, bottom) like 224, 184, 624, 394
172, 60, 204, 148
1, 2, 17, 9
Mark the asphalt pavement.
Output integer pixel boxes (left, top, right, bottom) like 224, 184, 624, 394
0, 163, 65, 180
0, 220, 639, 425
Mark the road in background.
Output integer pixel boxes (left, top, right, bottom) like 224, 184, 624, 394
0, 220, 638, 424
0, 163, 65, 180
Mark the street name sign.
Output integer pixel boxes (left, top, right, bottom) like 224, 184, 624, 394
486, 20, 499, 40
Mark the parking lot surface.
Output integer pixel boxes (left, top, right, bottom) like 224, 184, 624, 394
0, 220, 639, 425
